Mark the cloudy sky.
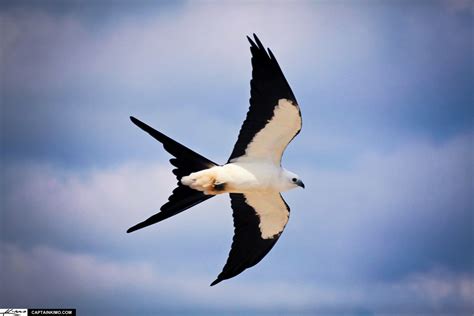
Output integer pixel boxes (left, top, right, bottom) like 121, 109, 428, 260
1, 0, 473, 314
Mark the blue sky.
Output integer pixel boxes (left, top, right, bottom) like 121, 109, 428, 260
1, 0, 473, 314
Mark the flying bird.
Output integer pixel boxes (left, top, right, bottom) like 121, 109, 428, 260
128, 34, 303, 286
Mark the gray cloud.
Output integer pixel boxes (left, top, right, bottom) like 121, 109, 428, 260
1, 131, 472, 312
283, 132, 473, 282
1, 1, 472, 313
1, 161, 232, 260
1, 1, 472, 167
1, 241, 472, 313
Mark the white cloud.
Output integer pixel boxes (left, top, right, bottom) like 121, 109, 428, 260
0, 4, 267, 92
278, 131, 473, 285
3, 1, 471, 171
2, 161, 233, 243
2, 132, 472, 285
1, 134, 472, 310
0, 2, 381, 95
3, 162, 170, 231
0, 129, 472, 311
1, 241, 472, 313
0, 241, 338, 310
1, 2, 472, 312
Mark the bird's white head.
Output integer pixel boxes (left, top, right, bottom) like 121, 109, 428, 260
280, 169, 305, 191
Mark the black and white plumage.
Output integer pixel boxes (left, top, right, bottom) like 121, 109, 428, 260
128, 34, 303, 286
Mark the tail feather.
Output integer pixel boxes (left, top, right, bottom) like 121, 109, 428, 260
127, 186, 212, 233
127, 116, 218, 233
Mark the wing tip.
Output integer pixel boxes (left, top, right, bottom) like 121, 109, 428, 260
247, 35, 256, 47
247, 33, 264, 48
252, 33, 259, 43
126, 224, 139, 233
252, 33, 264, 50
210, 278, 222, 286
130, 116, 144, 128
126, 217, 156, 233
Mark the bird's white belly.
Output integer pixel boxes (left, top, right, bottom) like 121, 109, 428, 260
181, 162, 283, 194
218, 162, 281, 193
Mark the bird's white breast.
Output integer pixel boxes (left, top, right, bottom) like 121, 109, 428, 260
181, 162, 290, 194
217, 162, 283, 193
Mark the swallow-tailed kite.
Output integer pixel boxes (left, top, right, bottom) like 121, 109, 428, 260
127, 34, 303, 286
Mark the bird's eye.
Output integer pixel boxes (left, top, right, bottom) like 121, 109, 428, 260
292, 178, 297, 182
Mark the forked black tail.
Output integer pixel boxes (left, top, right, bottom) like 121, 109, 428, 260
127, 116, 218, 233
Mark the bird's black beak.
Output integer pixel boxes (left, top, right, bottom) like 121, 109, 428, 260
296, 179, 305, 189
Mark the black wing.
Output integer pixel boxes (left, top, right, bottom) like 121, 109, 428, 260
228, 34, 300, 163
211, 192, 290, 286
127, 116, 218, 233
